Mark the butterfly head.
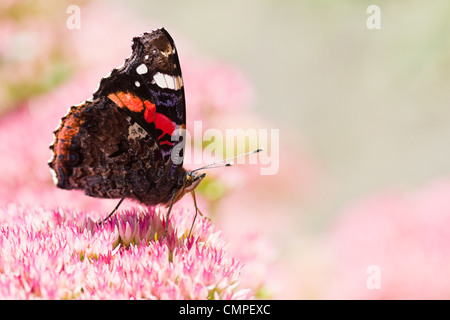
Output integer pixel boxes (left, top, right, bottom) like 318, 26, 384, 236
184, 171, 206, 192
172, 171, 205, 204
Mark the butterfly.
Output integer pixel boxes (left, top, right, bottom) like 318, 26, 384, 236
49, 28, 205, 237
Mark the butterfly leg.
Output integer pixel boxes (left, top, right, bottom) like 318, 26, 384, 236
99, 189, 130, 225
164, 191, 177, 239
188, 190, 203, 238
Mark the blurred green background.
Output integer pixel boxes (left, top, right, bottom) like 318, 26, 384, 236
123, 0, 450, 227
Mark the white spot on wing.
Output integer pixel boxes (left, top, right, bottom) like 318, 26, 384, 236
135, 81, 140, 87
152, 72, 183, 90
166, 75, 175, 89
153, 72, 165, 88
136, 63, 148, 75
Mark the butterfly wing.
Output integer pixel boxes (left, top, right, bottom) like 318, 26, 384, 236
49, 29, 187, 205
93, 28, 186, 169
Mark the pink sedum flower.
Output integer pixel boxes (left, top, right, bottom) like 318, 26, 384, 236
0, 1, 281, 300
0, 205, 252, 299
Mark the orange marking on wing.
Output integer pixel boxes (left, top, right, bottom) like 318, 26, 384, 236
50, 108, 84, 181
108, 92, 144, 112
108, 93, 124, 108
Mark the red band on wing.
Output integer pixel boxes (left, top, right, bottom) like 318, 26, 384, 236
144, 100, 156, 123
155, 113, 175, 140
110, 96, 176, 146
144, 100, 175, 145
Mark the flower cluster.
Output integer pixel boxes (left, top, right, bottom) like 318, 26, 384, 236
0, 204, 251, 299
0, 1, 281, 299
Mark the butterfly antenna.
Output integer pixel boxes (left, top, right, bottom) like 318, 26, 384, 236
190, 148, 263, 173
186, 148, 263, 238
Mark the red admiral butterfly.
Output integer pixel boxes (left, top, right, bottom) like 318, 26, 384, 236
49, 28, 262, 237
49, 28, 206, 237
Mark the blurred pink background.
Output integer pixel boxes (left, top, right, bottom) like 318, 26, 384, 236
1, 0, 450, 299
